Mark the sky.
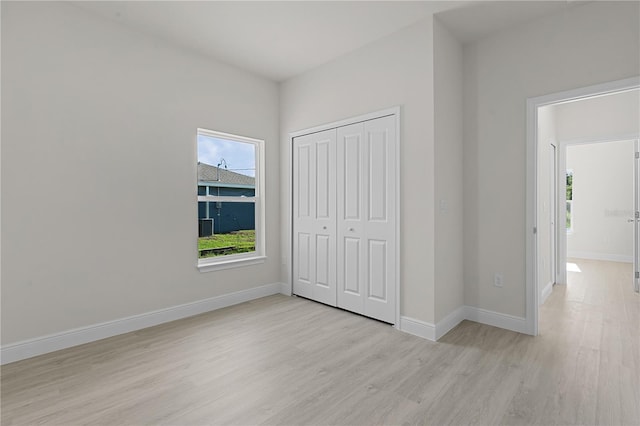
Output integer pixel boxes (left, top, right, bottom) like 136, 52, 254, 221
197, 134, 256, 177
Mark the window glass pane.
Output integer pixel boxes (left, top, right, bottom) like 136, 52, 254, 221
198, 131, 258, 260
198, 202, 256, 259
197, 135, 255, 198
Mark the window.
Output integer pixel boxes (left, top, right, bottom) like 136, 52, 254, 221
197, 129, 265, 271
566, 169, 573, 233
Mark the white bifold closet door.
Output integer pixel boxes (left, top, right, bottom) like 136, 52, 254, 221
336, 116, 396, 323
292, 129, 337, 306
293, 114, 396, 324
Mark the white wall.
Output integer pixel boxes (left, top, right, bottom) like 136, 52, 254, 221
558, 89, 640, 262
566, 140, 634, 262
280, 19, 437, 323
536, 105, 558, 300
434, 19, 464, 322
463, 1, 640, 317
1, 2, 281, 345
555, 89, 640, 143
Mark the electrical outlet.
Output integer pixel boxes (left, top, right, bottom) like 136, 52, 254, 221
494, 273, 504, 288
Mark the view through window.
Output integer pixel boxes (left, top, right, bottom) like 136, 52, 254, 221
197, 130, 260, 261
566, 170, 573, 232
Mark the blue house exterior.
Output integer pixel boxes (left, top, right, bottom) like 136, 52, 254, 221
198, 162, 255, 235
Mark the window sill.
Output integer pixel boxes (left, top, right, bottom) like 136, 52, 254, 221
198, 255, 266, 272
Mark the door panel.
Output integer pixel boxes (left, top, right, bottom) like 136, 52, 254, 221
293, 114, 397, 324
337, 123, 366, 314
343, 133, 361, 220
315, 235, 330, 287
293, 129, 337, 306
344, 238, 361, 295
369, 132, 388, 221
368, 239, 387, 300
297, 146, 311, 218
362, 116, 396, 322
316, 141, 331, 219
296, 233, 311, 294
337, 116, 396, 323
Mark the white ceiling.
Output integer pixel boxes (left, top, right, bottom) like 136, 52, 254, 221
72, 1, 586, 83
73, 1, 469, 82
435, 1, 589, 44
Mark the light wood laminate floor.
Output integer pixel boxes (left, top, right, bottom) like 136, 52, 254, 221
2, 259, 639, 425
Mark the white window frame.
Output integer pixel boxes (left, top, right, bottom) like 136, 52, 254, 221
566, 169, 574, 234
197, 128, 266, 272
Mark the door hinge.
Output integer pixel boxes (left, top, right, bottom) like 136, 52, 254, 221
635, 271, 639, 279
635, 152, 639, 159
533, 227, 537, 234
636, 211, 639, 219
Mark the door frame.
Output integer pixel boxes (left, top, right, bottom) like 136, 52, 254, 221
557, 135, 640, 286
550, 141, 558, 290
287, 106, 402, 327
526, 76, 640, 336
635, 139, 640, 293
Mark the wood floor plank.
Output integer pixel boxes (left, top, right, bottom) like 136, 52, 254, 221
2, 259, 638, 425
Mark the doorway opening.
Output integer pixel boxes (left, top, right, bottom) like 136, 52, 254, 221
526, 77, 640, 335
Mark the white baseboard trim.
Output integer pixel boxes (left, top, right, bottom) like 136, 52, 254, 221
399, 316, 436, 341
1, 282, 284, 365
464, 306, 528, 335
434, 306, 466, 340
540, 281, 554, 306
400, 304, 528, 342
568, 251, 633, 263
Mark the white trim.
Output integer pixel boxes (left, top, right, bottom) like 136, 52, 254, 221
196, 128, 266, 271
400, 305, 526, 342
395, 108, 401, 328
434, 306, 466, 340
399, 316, 436, 341
289, 107, 399, 139
287, 106, 402, 327
197, 128, 263, 145
198, 195, 256, 203
527, 77, 640, 109
464, 306, 529, 335
1, 283, 284, 365
540, 281, 554, 306
526, 76, 640, 337
568, 251, 633, 263
559, 133, 640, 147
198, 255, 266, 272
558, 146, 568, 285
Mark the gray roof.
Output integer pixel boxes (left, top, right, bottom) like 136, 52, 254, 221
198, 162, 255, 186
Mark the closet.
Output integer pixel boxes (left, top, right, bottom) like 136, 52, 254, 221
292, 113, 397, 324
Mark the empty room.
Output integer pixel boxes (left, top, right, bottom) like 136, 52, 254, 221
1, 1, 639, 425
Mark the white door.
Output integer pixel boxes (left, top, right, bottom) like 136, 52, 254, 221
634, 140, 639, 292
336, 116, 396, 323
550, 143, 557, 286
292, 129, 337, 306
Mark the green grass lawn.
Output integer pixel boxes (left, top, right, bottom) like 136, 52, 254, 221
198, 230, 255, 258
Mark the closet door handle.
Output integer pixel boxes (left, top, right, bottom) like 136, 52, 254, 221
348, 228, 354, 232
322, 226, 327, 230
